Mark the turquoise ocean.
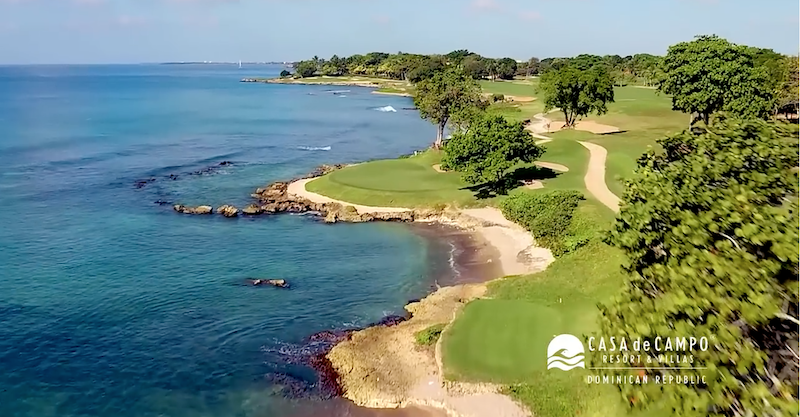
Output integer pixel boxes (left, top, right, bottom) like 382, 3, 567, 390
0, 64, 465, 417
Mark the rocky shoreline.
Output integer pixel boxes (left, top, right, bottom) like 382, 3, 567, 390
170, 164, 429, 223
164, 162, 542, 417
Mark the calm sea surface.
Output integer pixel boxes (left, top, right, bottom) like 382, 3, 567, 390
0, 64, 453, 417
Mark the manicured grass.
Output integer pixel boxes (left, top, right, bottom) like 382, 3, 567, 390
544, 86, 686, 196
481, 80, 545, 120
442, 234, 638, 417
375, 86, 414, 95
443, 299, 565, 382
305, 140, 595, 210
479, 79, 540, 97
305, 150, 491, 208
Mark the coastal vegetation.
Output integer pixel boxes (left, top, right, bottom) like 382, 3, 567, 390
500, 191, 597, 256
286, 51, 673, 88
601, 117, 799, 416
441, 114, 543, 191
414, 323, 446, 346
278, 33, 799, 417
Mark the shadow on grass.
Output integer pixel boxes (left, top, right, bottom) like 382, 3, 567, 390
462, 166, 560, 199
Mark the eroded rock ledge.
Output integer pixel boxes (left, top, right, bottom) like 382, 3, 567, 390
171, 164, 424, 223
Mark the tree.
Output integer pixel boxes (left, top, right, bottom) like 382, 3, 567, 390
413, 67, 484, 149
525, 57, 540, 77
294, 60, 317, 78
279, 69, 291, 78
462, 54, 487, 79
407, 55, 447, 83
539, 64, 615, 128
496, 58, 518, 80
446, 49, 474, 65
599, 117, 799, 417
659, 35, 774, 125
441, 114, 543, 190
776, 55, 799, 117
483, 58, 500, 81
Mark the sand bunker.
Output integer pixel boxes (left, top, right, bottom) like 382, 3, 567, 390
534, 161, 569, 172
523, 181, 544, 190
550, 120, 620, 134
481, 94, 536, 103
505, 95, 536, 102
431, 164, 446, 173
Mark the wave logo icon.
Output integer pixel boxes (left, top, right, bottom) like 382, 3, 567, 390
547, 334, 585, 371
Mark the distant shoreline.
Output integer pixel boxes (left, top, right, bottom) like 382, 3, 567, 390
241, 76, 415, 97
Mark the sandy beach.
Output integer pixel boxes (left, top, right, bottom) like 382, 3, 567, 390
288, 177, 554, 417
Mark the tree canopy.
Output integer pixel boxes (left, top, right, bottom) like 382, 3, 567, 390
600, 117, 799, 417
441, 114, 543, 189
776, 55, 799, 116
539, 64, 615, 127
290, 51, 522, 82
413, 67, 485, 149
659, 35, 775, 125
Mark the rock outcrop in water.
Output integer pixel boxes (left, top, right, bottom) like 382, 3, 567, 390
216, 205, 239, 217
135, 161, 235, 190
173, 204, 213, 214
250, 278, 289, 288
241, 204, 263, 215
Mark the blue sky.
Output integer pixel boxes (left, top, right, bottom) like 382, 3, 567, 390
0, 0, 797, 64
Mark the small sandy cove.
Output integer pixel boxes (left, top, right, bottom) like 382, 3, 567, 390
288, 179, 555, 417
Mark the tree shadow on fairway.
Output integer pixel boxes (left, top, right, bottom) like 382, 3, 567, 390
462, 166, 560, 199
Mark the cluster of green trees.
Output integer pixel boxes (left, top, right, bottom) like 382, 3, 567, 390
660, 35, 799, 122
288, 51, 677, 86
537, 35, 799, 128
289, 50, 523, 82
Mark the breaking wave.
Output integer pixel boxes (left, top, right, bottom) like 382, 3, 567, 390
297, 146, 331, 151
375, 106, 397, 112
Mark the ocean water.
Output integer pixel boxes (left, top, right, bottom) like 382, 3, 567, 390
0, 64, 453, 417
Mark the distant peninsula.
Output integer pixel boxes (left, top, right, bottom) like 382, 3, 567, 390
160, 61, 295, 66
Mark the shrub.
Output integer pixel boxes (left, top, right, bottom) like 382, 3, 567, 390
415, 323, 446, 346
279, 69, 291, 78
491, 93, 505, 102
500, 190, 589, 256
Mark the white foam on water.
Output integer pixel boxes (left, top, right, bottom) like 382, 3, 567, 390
375, 106, 397, 112
297, 146, 331, 151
